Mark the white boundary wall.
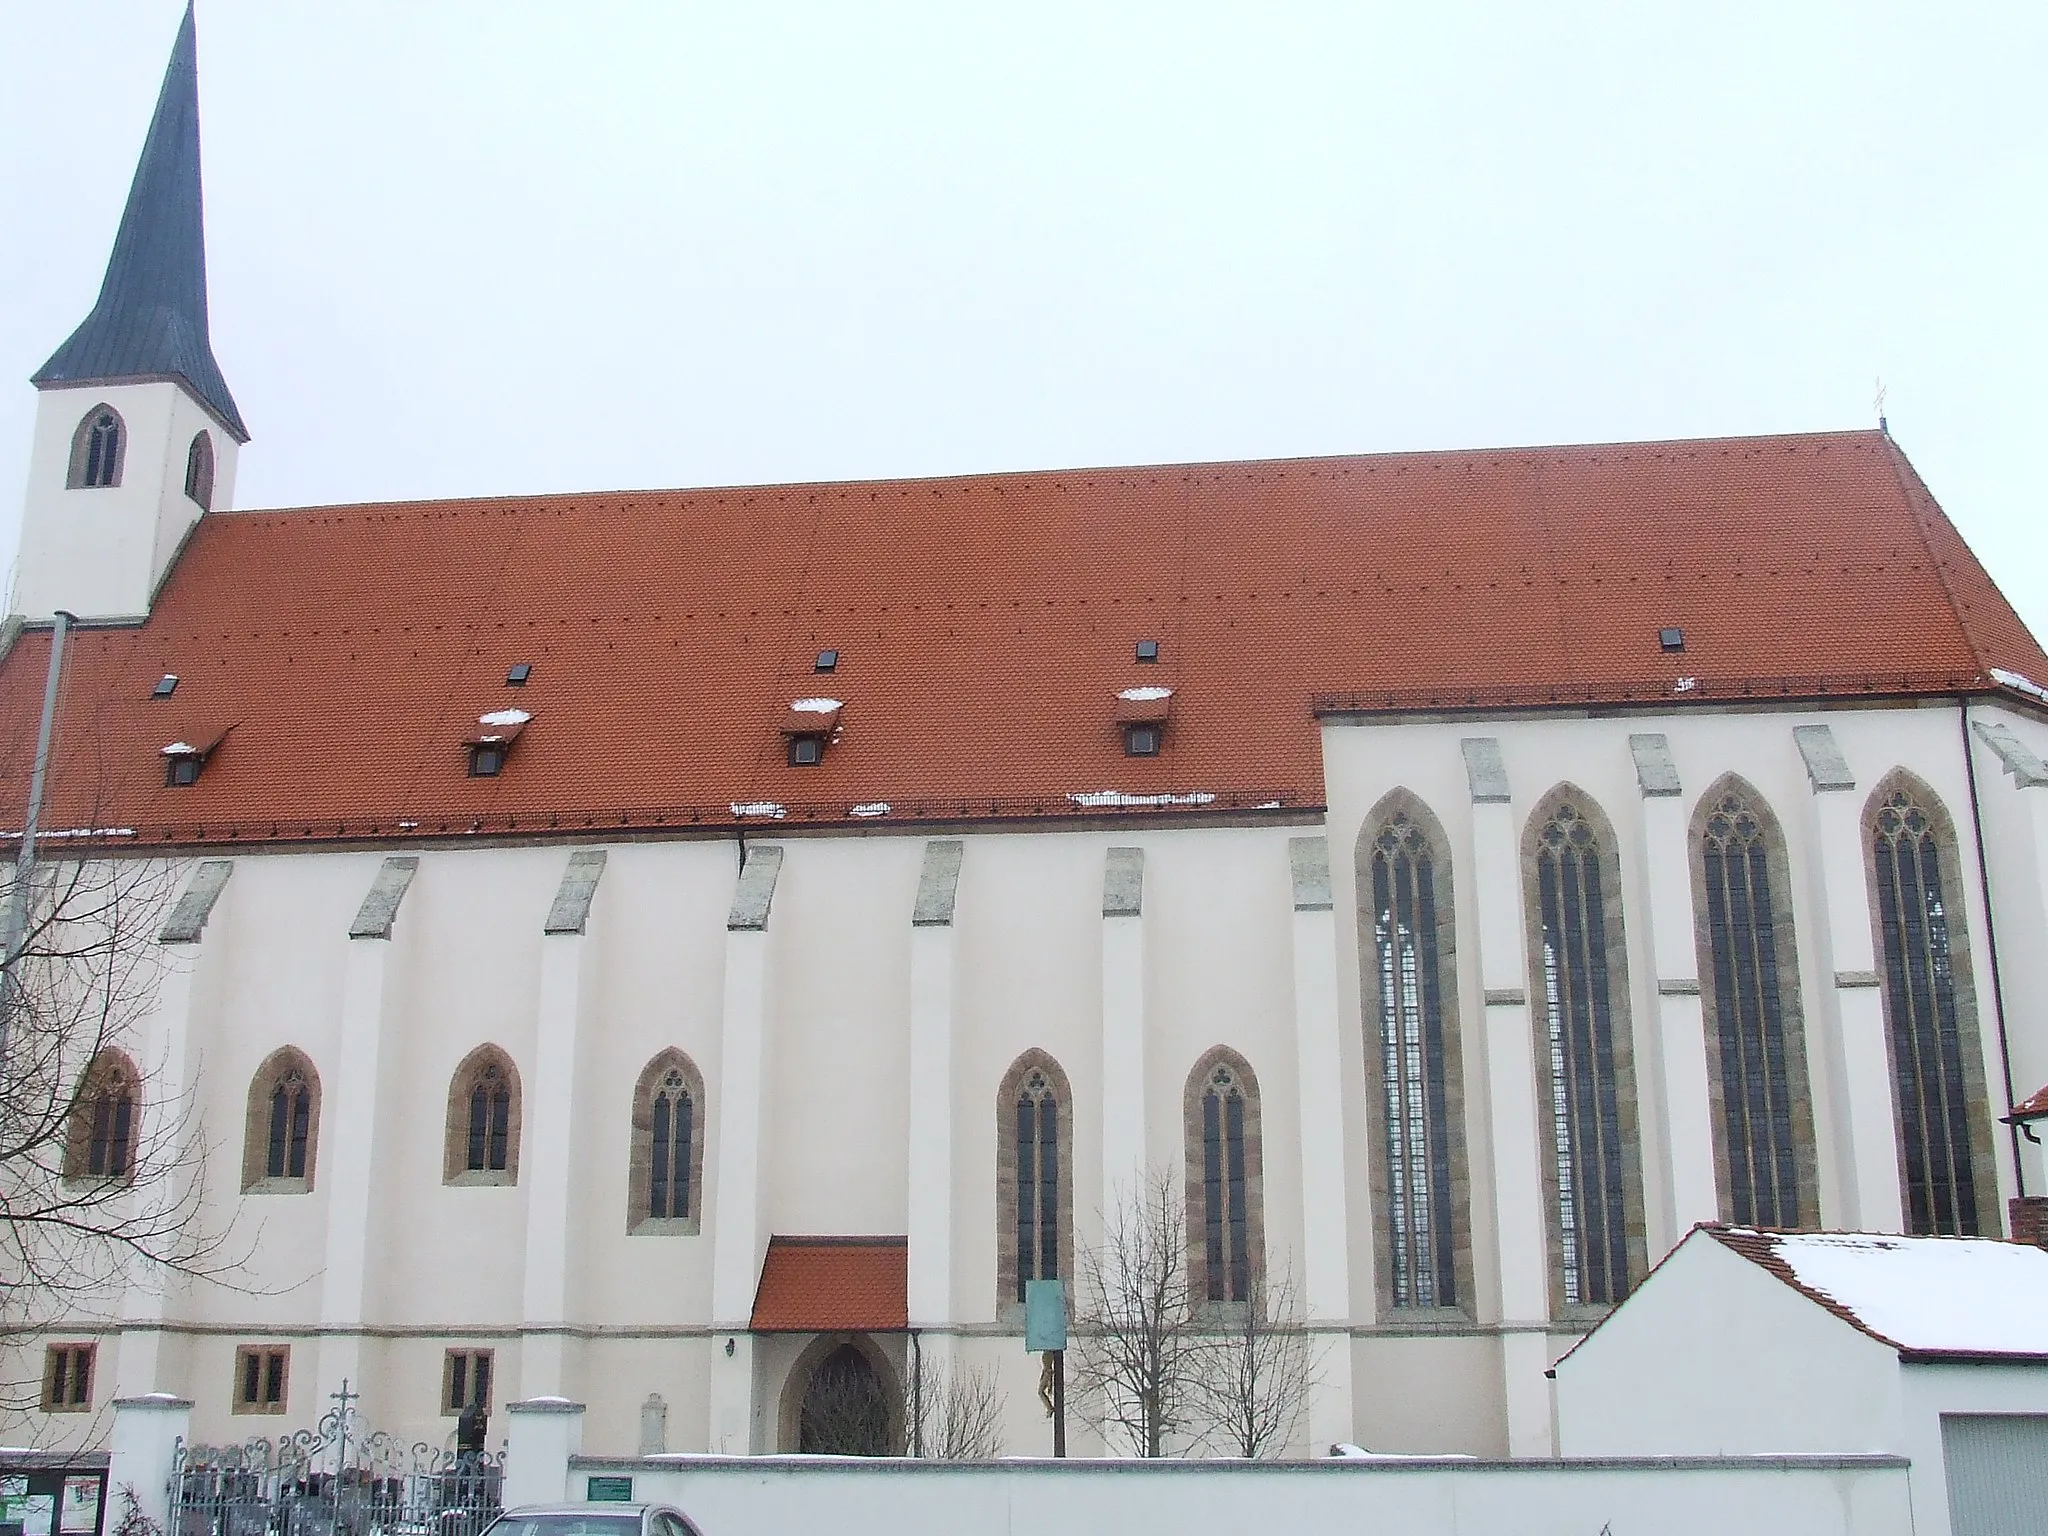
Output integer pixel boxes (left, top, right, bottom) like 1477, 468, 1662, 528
569, 1453, 1913, 1536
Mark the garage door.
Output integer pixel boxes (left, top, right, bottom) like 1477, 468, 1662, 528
1942, 1414, 2048, 1536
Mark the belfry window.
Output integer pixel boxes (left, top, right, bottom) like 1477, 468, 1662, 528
1368, 809, 1459, 1308
184, 431, 214, 509
1869, 779, 1992, 1236
1185, 1049, 1263, 1308
1528, 793, 1641, 1310
1696, 783, 1813, 1229
68, 404, 126, 489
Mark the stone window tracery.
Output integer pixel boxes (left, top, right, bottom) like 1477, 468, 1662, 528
68, 404, 124, 489
629, 1050, 706, 1234
242, 1047, 321, 1192
1693, 780, 1814, 1228
65, 1049, 139, 1182
996, 1051, 1073, 1308
1184, 1048, 1264, 1309
1526, 790, 1644, 1312
1867, 776, 1996, 1236
443, 1046, 521, 1186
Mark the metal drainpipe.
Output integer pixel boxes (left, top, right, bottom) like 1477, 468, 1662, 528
1959, 695, 2026, 1201
0, 611, 74, 1096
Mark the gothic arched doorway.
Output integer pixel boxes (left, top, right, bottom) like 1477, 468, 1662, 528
797, 1342, 893, 1455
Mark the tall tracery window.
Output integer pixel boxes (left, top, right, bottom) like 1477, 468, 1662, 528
443, 1047, 521, 1186
68, 405, 125, 489
1867, 776, 1994, 1236
629, 1050, 706, 1234
997, 1051, 1073, 1307
242, 1048, 321, 1192
1527, 790, 1642, 1311
1184, 1049, 1264, 1308
66, 1050, 139, 1181
184, 431, 214, 509
1358, 798, 1466, 1311
1693, 781, 1813, 1229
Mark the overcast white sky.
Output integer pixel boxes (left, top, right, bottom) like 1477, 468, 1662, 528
3, 3, 2045, 635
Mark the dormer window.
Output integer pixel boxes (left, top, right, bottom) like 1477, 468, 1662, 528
1659, 627, 1686, 653
783, 698, 843, 767
505, 663, 532, 686
152, 674, 179, 699
160, 724, 230, 787
814, 650, 839, 674
465, 709, 530, 777
1115, 686, 1173, 756
1135, 640, 1160, 663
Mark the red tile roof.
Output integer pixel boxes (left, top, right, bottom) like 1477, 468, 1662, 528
750, 1237, 908, 1333
2008, 1084, 2048, 1124
2, 429, 2042, 848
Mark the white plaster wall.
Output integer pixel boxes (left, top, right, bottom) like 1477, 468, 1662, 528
12, 380, 237, 620
1553, 1233, 1904, 1456
1897, 1362, 2048, 1536
2, 695, 2041, 1461
581, 1455, 1914, 1536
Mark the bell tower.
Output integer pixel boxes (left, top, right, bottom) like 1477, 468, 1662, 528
11, 2, 247, 622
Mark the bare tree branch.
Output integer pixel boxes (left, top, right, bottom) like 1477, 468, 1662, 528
1189, 1259, 1323, 1458
0, 851, 248, 1412
905, 1349, 1006, 1459
1071, 1166, 1199, 1457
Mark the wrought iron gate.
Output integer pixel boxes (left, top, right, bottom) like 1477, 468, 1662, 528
170, 1386, 501, 1536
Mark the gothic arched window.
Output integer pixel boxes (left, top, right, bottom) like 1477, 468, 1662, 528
1184, 1048, 1264, 1308
444, 1047, 521, 1186
1867, 774, 1997, 1236
68, 405, 125, 489
1525, 788, 1644, 1312
1359, 796, 1468, 1312
629, 1050, 706, 1234
184, 431, 214, 509
65, 1050, 139, 1181
1692, 779, 1815, 1228
241, 1048, 321, 1192
997, 1051, 1073, 1307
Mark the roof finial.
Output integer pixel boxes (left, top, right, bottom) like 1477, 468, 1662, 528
1874, 376, 1889, 438
30, 1, 246, 441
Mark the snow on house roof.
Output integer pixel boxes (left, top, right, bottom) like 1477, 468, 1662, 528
1707, 1227, 2048, 1360
3, 430, 2046, 848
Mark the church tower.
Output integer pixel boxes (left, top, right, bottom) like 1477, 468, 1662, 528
11, 2, 246, 621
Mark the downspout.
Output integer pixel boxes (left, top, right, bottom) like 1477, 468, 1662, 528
909, 1327, 923, 1457
1959, 695, 2026, 1200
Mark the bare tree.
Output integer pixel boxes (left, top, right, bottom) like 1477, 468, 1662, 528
1071, 1166, 1199, 1456
794, 1342, 895, 1454
0, 851, 239, 1409
906, 1349, 1006, 1459
1189, 1260, 1323, 1458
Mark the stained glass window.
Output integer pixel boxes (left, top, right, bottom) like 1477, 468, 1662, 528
468, 1063, 511, 1173
1871, 786, 1983, 1236
1533, 799, 1631, 1307
1370, 811, 1457, 1308
1201, 1062, 1253, 1304
649, 1068, 695, 1220
1014, 1068, 1060, 1301
267, 1067, 313, 1180
1699, 790, 1803, 1227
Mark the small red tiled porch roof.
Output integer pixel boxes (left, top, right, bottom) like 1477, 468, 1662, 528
750, 1236, 908, 1333
2004, 1083, 2048, 1124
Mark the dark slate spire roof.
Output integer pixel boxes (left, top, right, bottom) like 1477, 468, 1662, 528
32, 4, 246, 441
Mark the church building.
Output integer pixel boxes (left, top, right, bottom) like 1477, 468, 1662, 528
5, 6, 2048, 1463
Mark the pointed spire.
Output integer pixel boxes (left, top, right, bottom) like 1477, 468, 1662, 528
32, 3, 246, 441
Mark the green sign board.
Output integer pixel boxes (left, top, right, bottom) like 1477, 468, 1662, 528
1024, 1278, 1067, 1352
586, 1477, 634, 1503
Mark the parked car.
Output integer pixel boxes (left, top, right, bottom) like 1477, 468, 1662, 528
482, 1505, 704, 1536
